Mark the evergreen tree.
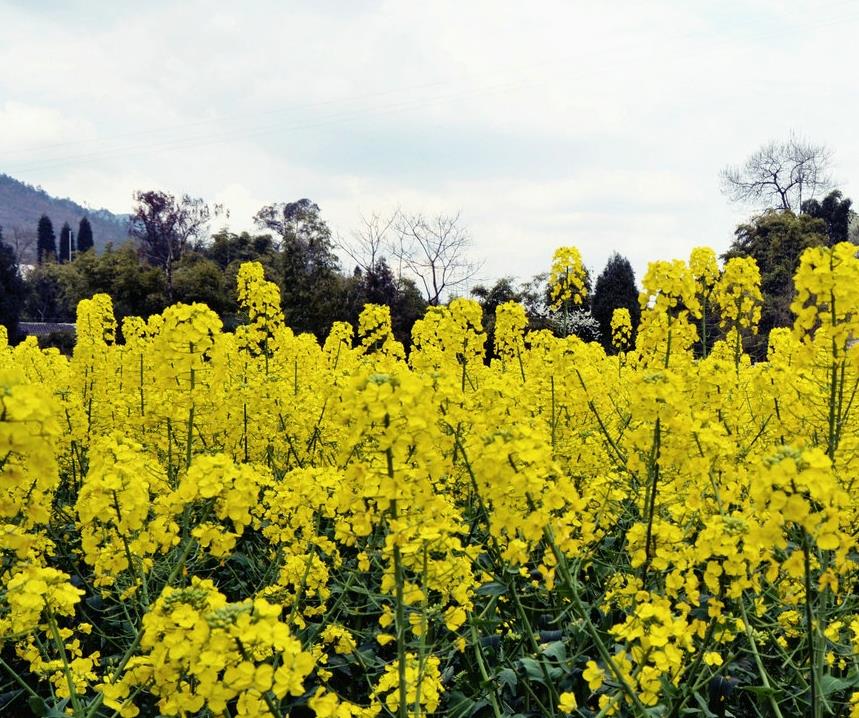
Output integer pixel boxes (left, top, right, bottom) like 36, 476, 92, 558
0, 226, 26, 342
205, 229, 275, 269
362, 258, 399, 307
357, 258, 427, 346
591, 253, 640, 351
59, 222, 73, 263
471, 277, 524, 354
37, 215, 57, 264
77, 217, 94, 253
801, 190, 855, 246
724, 210, 826, 359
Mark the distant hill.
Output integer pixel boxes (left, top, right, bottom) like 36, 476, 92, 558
0, 173, 130, 263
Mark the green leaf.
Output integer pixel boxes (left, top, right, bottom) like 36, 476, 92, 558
743, 684, 777, 698
469, 698, 490, 717
497, 667, 518, 691
28, 696, 47, 717
476, 581, 507, 596
540, 640, 567, 663
820, 672, 859, 696
228, 551, 252, 568
447, 691, 477, 718
518, 656, 563, 685
518, 657, 546, 684
692, 691, 719, 717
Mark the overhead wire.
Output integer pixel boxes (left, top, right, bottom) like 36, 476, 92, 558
2, 2, 858, 176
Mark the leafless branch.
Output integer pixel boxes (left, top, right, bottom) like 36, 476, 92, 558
337, 211, 396, 273
720, 133, 833, 212
391, 210, 483, 305
9, 226, 37, 264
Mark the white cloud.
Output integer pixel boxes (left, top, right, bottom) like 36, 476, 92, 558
1, 0, 857, 286
0, 101, 94, 153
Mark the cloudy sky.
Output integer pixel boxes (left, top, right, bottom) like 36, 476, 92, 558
1, 0, 857, 286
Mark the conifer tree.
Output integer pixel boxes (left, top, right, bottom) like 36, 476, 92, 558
0, 226, 26, 342
591, 252, 640, 351
37, 215, 57, 264
77, 217, 94, 253
59, 222, 73, 263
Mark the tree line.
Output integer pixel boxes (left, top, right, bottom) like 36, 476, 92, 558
0, 189, 643, 353
2, 135, 857, 357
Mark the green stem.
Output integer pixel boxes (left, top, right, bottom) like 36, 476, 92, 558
509, 583, 558, 715
546, 534, 649, 716
186, 361, 195, 470
112, 490, 150, 607
550, 375, 557, 452
641, 418, 661, 579
802, 538, 820, 718
138, 352, 145, 417
236, 639, 284, 718
516, 344, 526, 383
46, 608, 83, 716
392, 505, 408, 718
739, 600, 785, 718
82, 535, 198, 718
386, 430, 408, 718
468, 622, 504, 718
574, 369, 628, 468
0, 654, 43, 702
414, 543, 429, 717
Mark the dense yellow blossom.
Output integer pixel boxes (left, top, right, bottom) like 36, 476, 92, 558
610, 307, 633, 352
4, 244, 859, 716
548, 246, 588, 310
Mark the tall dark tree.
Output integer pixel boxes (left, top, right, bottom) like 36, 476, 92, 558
130, 190, 218, 300
390, 277, 427, 347
77, 217, 94, 253
362, 258, 399, 308
471, 277, 524, 354
254, 199, 344, 337
58, 222, 73, 263
801, 190, 855, 246
724, 210, 826, 358
37, 215, 57, 264
354, 258, 427, 346
205, 229, 276, 270
471, 277, 522, 318
590, 253, 640, 351
0, 226, 26, 343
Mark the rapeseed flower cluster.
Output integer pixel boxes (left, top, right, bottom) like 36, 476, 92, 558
548, 246, 588, 310
3, 244, 859, 716
610, 307, 632, 352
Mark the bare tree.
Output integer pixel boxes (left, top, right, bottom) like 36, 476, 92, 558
720, 135, 833, 212
337, 211, 396, 274
391, 211, 482, 305
8, 226, 37, 265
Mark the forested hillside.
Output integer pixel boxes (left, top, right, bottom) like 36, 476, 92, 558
0, 173, 129, 262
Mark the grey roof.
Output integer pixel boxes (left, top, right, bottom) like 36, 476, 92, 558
19, 322, 76, 337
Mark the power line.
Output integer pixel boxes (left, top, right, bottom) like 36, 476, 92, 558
2, 3, 857, 175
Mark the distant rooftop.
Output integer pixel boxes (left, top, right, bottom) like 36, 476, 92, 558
19, 322, 76, 337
